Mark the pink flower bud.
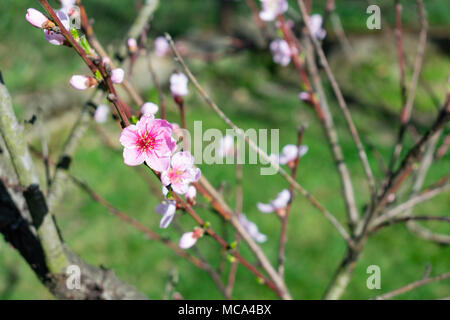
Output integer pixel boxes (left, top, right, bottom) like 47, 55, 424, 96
186, 185, 197, 204
141, 102, 159, 116
111, 68, 124, 84
154, 36, 170, 57
299, 91, 311, 101
179, 228, 204, 249
102, 57, 111, 66
70, 75, 97, 90
128, 38, 138, 53
26, 8, 51, 29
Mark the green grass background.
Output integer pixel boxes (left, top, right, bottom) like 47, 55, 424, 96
0, 0, 449, 299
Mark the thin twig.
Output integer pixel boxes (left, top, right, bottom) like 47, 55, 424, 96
278, 126, 305, 278
388, 0, 428, 172
370, 215, 450, 234
375, 271, 450, 300
225, 159, 243, 298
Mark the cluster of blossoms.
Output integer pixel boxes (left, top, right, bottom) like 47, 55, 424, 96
26, 7, 125, 91
26, 0, 79, 47
117, 70, 201, 248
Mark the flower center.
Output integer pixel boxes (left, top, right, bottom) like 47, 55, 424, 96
137, 131, 156, 151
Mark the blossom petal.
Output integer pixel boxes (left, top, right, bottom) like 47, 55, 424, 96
171, 151, 194, 171
119, 125, 139, 148
123, 147, 145, 166
257, 202, 274, 214
145, 154, 170, 172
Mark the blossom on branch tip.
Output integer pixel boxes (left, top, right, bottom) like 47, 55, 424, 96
270, 39, 292, 66
279, 144, 308, 165
309, 14, 327, 40
170, 73, 189, 97
26, 8, 52, 29
94, 104, 110, 123
141, 102, 159, 116
119, 115, 176, 171
155, 200, 177, 229
239, 214, 267, 243
69, 75, 97, 90
179, 228, 204, 249
111, 68, 125, 84
161, 152, 201, 195
270, 144, 308, 167
257, 189, 291, 214
259, 0, 288, 22
154, 36, 170, 57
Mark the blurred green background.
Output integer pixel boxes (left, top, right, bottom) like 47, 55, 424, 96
0, 0, 449, 299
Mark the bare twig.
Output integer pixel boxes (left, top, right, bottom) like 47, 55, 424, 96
370, 215, 450, 234
375, 271, 450, 300
389, 0, 428, 171
278, 126, 305, 277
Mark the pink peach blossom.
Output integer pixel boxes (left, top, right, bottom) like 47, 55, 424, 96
161, 152, 201, 194
119, 115, 176, 171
